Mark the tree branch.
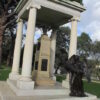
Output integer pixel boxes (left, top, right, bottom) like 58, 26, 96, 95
6, 12, 16, 18
4, 18, 17, 28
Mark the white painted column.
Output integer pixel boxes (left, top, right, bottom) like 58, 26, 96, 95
9, 19, 23, 80
17, 6, 39, 90
62, 17, 79, 88
69, 17, 79, 58
50, 30, 56, 80
21, 7, 37, 81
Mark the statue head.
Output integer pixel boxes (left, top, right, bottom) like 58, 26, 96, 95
69, 55, 80, 64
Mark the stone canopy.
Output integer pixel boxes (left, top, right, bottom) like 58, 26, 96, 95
15, 0, 85, 28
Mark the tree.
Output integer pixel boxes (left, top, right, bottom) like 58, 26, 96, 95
0, 0, 19, 66
91, 41, 100, 80
7, 29, 16, 66
3, 28, 16, 66
55, 26, 71, 74
77, 32, 92, 58
91, 41, 100, 65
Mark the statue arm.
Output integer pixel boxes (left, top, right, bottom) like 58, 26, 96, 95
65, 63, 84, 74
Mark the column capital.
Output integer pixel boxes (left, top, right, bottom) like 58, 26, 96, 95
71, 16, 80, 22
17, 18, 23, 23
27, 4, 41, 10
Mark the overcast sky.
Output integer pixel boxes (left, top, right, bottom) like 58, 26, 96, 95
78, 0, 100, 41
26, 0, 100, 43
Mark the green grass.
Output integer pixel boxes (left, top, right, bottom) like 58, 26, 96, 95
84, 81, 100, 98
0, 65, 11, 81
0, 65, 22, 81
56, 74, 66, 82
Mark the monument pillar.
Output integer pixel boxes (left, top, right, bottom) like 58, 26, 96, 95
50, 30, 57, 80
69, 17, 79, 58
17, 6, 39, 89
9, 19, 23, 80
62, 17, 79, 88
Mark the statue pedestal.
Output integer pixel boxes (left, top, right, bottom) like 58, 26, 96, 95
33, 35, 56, 86
36, 78, 55, 86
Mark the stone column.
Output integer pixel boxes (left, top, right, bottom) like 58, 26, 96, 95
9, 19, 23, 80
69, 17, 79, 58
62, 17, 79, 88
50, 30, 57, 80
17, 6, 38, 90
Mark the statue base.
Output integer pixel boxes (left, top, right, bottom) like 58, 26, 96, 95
62, 79, 69, 89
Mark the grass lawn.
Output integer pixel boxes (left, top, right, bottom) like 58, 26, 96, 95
0, 65, 11, 81
84, 81, 100, 98
56, 75, 100, 98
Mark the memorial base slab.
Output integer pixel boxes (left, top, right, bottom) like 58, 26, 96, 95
0, 81, 97, 100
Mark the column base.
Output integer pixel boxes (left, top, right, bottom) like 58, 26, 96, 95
52, 76, 56, 81
9, 72, 20, 80
62, 79, 70, 89
17, 80, 35, 90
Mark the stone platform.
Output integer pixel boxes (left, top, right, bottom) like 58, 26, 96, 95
0, 81, 98, 100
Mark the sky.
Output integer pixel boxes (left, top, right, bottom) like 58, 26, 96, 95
78, 0, 100, 41
23, 0, 100, 43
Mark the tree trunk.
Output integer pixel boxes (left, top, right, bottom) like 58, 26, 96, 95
0, 34, 2, 66
0, 15, 6, 67
7, 32, 15, 66
0, 27, 4, 66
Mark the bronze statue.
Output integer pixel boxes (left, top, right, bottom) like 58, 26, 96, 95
62, 55, 90, 97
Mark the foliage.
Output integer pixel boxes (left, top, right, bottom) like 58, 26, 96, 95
2, 28, 16, 66
55, 27, 70, 73
89, 41, 100, 79
77, 32, 92, 58
56, 27, 70, 50
91, 41, 100, 65
0, 0, 20, 66
78, 33, 100, 80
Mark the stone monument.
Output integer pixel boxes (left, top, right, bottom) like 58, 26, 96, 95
33, 34, 55, 86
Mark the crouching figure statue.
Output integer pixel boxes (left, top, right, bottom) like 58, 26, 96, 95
63, 55, 90, 97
